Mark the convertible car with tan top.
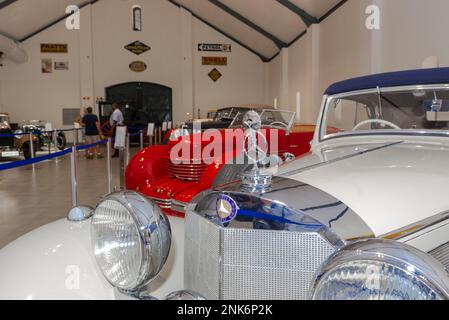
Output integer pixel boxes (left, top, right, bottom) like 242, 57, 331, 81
2, 67, 449, 300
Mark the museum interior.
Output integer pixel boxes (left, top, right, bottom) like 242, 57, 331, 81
2, 0, 449, 302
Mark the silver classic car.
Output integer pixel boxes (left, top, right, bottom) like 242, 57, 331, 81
2, 68, 449, 300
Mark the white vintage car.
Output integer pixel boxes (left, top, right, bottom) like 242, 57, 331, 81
2, 67, 449, 300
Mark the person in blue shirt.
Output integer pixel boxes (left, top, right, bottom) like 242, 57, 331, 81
81, 107, 104, 159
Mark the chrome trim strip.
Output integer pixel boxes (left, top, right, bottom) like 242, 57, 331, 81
322, 130, 449, 143
381, 210, 449, 241
282, 141, 402, 177
147, 196, 172, 209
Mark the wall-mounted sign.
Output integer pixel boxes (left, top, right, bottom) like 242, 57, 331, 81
125, 41, 151, 55
208, 68, 222, 82
55, 61, 69, 70
198, 43, 231, 52
41, 44, 68, 53
202, 56, 228, 66
41, 59, 52, 73
129, 61, 147, 72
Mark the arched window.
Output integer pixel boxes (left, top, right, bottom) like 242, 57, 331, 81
132, 6, 142, 31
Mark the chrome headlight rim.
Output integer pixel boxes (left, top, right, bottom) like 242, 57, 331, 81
91, 190, 172, 292
310, 239, 449, 300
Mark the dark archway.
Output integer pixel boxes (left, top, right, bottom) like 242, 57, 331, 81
103, 82, 173, 127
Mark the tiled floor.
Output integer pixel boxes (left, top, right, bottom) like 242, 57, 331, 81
0, 146, 135, 248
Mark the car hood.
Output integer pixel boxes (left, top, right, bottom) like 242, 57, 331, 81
276, 139, 449, 236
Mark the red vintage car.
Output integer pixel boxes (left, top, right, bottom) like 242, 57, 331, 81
125, 109, 320, 217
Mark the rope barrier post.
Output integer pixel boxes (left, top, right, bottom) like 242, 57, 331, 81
119, 148, 125, 190
116, 127, 127, 190
125, 132, 130, 168
140, 130, 144, 150
53, 130, 59, 163
70, 146, 78, 208
107, 138, 113, 194
29, 132, 35, 170
73, 127, 78, 147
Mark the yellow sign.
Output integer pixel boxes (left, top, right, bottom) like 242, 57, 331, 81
208, 68, 222, 82
202, 57, 228, 66
41, 44, 68, 53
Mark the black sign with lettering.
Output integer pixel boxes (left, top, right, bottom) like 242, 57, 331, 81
198, 43, 232, 52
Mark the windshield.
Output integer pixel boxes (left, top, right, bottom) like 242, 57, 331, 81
22, 120, 46, 129
0, 116, 8, 123
214, 108, 238, 120
322, 86, 449, 140
231, 109, 296, 130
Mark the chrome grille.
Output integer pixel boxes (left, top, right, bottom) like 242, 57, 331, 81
167, 160, 207, 181
429, 242, 449, 272
185, 213, 221, 299
185, 211, 336, 300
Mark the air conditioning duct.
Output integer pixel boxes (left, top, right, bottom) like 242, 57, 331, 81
0, 34, 28, 64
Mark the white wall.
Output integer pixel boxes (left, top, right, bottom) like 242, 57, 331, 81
0, 17, 81, 129
287, 36, 307, 119
192, 17, 266, 117
0, 0, 266, 129
377, 0, 449, 72
266, 53, 282, 110
91, 0, 185, 121
268, 0, 449, 126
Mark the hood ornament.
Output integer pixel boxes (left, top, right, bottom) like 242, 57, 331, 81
240, 111, 273, 193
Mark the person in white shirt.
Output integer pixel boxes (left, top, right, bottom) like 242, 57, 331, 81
110, 102, 124, 157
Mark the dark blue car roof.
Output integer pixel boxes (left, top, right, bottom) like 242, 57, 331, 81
325, 67, 449, 95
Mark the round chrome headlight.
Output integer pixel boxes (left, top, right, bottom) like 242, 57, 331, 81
310, 239, 449, 300
91, 191, 171, 291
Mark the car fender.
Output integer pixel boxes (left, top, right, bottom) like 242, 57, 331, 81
125, 145, 170, 190
0, 215, 185, 300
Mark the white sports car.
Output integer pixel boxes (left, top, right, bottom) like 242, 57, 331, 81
2, 67, 449, 300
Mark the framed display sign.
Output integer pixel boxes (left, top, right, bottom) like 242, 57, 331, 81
129, 61, 147, 72
114, 126, 127, 149
202, 57, 227, 66
125, 41, 151, 55
198, 44, 231, 52
41, 44, 68, 53
55, 62, 69, 70
41, 59, 52, 73
208, 68, 223, 82
147, 123, 155, 136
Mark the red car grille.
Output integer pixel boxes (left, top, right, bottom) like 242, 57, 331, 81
167, 160, 207, 181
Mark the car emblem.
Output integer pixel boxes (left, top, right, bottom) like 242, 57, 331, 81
216, 194, 238, 223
